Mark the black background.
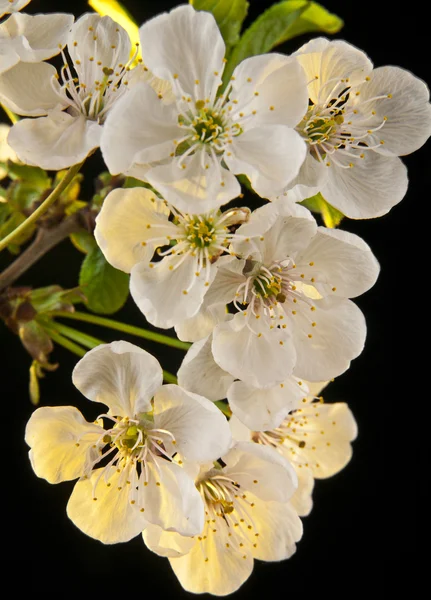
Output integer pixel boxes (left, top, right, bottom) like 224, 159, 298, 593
2, 0, 423, 595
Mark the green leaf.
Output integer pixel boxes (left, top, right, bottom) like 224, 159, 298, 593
222, 0, 343, 86
191, 0, 249, 53
79, 246, 129, 314
7, 161, 51, 190
300, 192, 344, 228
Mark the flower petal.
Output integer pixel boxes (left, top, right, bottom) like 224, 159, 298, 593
153, 384, 231, 462
223, 442, 298, 503
101, 81, 180, 176
291, 401, 358, 479
68, 14, 131, 90
131, 253, 217, 329
226, 125, 307, 198
0, 0, 30, 17
321, 152, 408, 219
94, 187, 172, 273
212, 312, 296, 388
246, 495, 302, 561
72, 341, 163, 417
25, 406, 104, 484
139, 4, 225, 101
295, 226, 380, 298
295, 37, 373, 104
0, 42, 19, 76
2, 13, 74, 62
7, 111, 102, 170
228, 376, 304, 431
142, 524, 195, 558
276, 150, 327, 203
0, 61, 64, 116
178, 335, 234, 401
66, 467, 148, 544
146, 150, 241, 214
290, 467, 314, 517
139, 459, 204, 536
169, 527, 253, 596
351, 65, 431, 157
175, 302, 227, 343
291, 297, 367, 381
231, 53, 309, 128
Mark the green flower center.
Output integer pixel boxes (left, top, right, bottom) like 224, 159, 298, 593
183, 216, 218, 249
253, 272, 284, 301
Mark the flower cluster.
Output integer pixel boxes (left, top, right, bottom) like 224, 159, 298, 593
3, 1, 428, 596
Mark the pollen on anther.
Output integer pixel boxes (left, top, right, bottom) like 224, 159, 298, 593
332, 287, 337, 292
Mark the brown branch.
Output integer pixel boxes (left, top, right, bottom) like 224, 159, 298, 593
0, 212, 85, 292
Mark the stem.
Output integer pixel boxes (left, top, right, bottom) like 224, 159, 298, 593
50, 310, 191, 351
44, 327, 87, 358
45, 320, 179, 383
0, 161, 84, 253
48, 321, 105, 350
1, 104, 18, 124
0, 212, 83, 292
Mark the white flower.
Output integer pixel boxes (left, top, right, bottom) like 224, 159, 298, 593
94, 186, 250, 329
0, 11, 74, 75
0, 13, 138, 170
281, 37, 431, 219
100, 4, 308, 213
178, 331, 307, 431
230, 381, 358, 517
208, 201, 379, 385
142, 442, 302, 596
0, 0, 30, 19
25, 341, 231, 544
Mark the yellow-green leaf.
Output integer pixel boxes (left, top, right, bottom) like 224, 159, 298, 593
191, 0, 249, 53
301, 192, 344, 228
222, 0, 343, 86
79, 246, 129, 314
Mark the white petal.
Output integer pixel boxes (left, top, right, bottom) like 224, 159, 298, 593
321, 152, 408, 219
292, 401, 357, 479
291, 297, 367, 381
276, 150, 327, 203
0, 42, 19, 75
101, 81, 180, 175
175, 302, 227, 343
2, 13, 74, 62
8, 111, 102, 170
351, 65, 431, 157
231, 53, 309, 128
25, 406, 104, 484
246, 496, 302, 561
295, 227, 380, 298
131, 255, 216, 329
67, 467, 148, 544
0, 0, 30, 16
94, 187, 172, 273
212, 312, 296, 388
178, 335, 234, 401
290, 467, 314, 517
68, 14, 131, 90
223, 442, 298, 503
143, 524, 195, 558
139, 459, 204, 536
0, 61, 64, 116
295, 37, 373, 104
139, 4, 225, 101
169, 526, 253, 596
146, 150, 241, 214
229, 414, 253, 443
72, 341, 163, 417
226, 125, 307, 198
228, 376, 304, 431
199, 256, 246, 307
153, 384, 231, 462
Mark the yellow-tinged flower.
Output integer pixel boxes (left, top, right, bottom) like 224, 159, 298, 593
143, 442, 302, 596
88, 0, 140, 60
25, 341, 231, 544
